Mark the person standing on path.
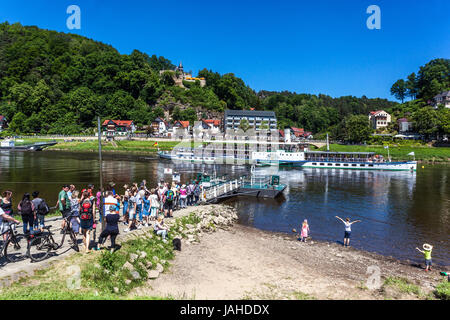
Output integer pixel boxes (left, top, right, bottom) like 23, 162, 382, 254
80, 190, 96, 253
32, 191, 49, 231
0, 190, 14, 217
335, 216, 361, 247
70, 190, 81, 235
57, 185, 71, 233
124, 188, 137, 232
96, 203, 121, 253
0, 206, 20, 241
18, 193, 35, 234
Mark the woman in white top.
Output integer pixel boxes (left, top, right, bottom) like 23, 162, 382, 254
124, 188, 137, 232
335, 216, 361, 247
149, 189, 159, 221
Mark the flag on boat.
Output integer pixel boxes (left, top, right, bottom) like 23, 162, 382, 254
384, 145, 389, 149
153, 141, 158, 146
407, 152, 415, 156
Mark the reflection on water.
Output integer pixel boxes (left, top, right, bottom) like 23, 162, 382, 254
0, 151, 449, 265
226, 166, 449, 266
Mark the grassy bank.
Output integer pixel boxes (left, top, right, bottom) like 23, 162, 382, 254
46, 139, 183, 153
319, 144, 450, 162
8, 137, 450, 162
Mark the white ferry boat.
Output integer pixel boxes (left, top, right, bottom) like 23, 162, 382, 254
252, 150, 417, 171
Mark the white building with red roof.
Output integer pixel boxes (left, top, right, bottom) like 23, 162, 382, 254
368, 110, 391, 130
102, 120, 135, 136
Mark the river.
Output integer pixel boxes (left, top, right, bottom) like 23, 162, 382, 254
0, 150, 448, 266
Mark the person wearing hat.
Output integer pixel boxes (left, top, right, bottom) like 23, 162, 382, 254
108, 182, 116, 196
416, 244, 433, 272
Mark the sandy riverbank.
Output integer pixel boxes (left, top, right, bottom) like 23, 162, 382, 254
130, 205, 447, 300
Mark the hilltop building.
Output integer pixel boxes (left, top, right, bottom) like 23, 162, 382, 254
432, 91, 450, 108
160, 62, 206, 88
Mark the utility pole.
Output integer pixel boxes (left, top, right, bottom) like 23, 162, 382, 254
97, 116, 105, 231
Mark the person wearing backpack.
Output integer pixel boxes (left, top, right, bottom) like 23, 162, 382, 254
187, 182, 194, 206
18, 193, 35, 234
164, 188, 175, 218
32, 191, 49, 231
79, 190, 96, 253
70, 190, 81, 235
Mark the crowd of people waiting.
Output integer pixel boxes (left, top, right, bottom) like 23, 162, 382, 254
0, 179, 203, 254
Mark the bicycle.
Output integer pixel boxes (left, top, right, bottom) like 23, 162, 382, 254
27, 214, 79, 262
0, 222, 30, 263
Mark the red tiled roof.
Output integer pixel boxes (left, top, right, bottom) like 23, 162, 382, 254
174, 120, 190, 128
102, 120, 133, 127
278, 130, 285, 137
369, 110, 386, 116
290, 127, 304, 137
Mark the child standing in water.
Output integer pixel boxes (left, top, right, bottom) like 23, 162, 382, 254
416, 244, 433, 272
300, 219, 310, 242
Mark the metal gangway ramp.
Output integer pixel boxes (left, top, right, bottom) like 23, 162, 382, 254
201, 176, 246, 203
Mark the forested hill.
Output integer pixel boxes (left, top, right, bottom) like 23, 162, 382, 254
0, 21, 397, 135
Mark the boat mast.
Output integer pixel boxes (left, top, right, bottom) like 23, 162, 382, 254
326, 133, 329, 151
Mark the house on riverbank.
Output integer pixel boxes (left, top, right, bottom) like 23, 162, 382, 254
369, 110, 391, 130
102, 120, 135, 137
0, 115, 7, 132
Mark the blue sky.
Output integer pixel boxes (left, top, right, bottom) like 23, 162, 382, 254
0, 0, 449, 100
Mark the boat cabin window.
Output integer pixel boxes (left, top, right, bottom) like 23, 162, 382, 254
368, 164, 374, 167
312, 163, 317, 166
327, 163, 333, 166
335, 164, 340, 166
320, 163, 325, 166
352, 164, 357, 167
343, 164, 349, 167
360, 164, 365, 167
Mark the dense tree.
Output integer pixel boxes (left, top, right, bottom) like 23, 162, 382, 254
390, 79, 407, 103
344, 115, 372, 143
406, 72, 418, 100
412, 107, 439, 140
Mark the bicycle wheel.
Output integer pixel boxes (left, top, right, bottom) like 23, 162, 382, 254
4, 233, 28, 263
28, 236, 52, 262
70, 231, 79, 252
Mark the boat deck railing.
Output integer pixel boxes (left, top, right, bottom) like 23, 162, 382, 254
201, 176, 246, 202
